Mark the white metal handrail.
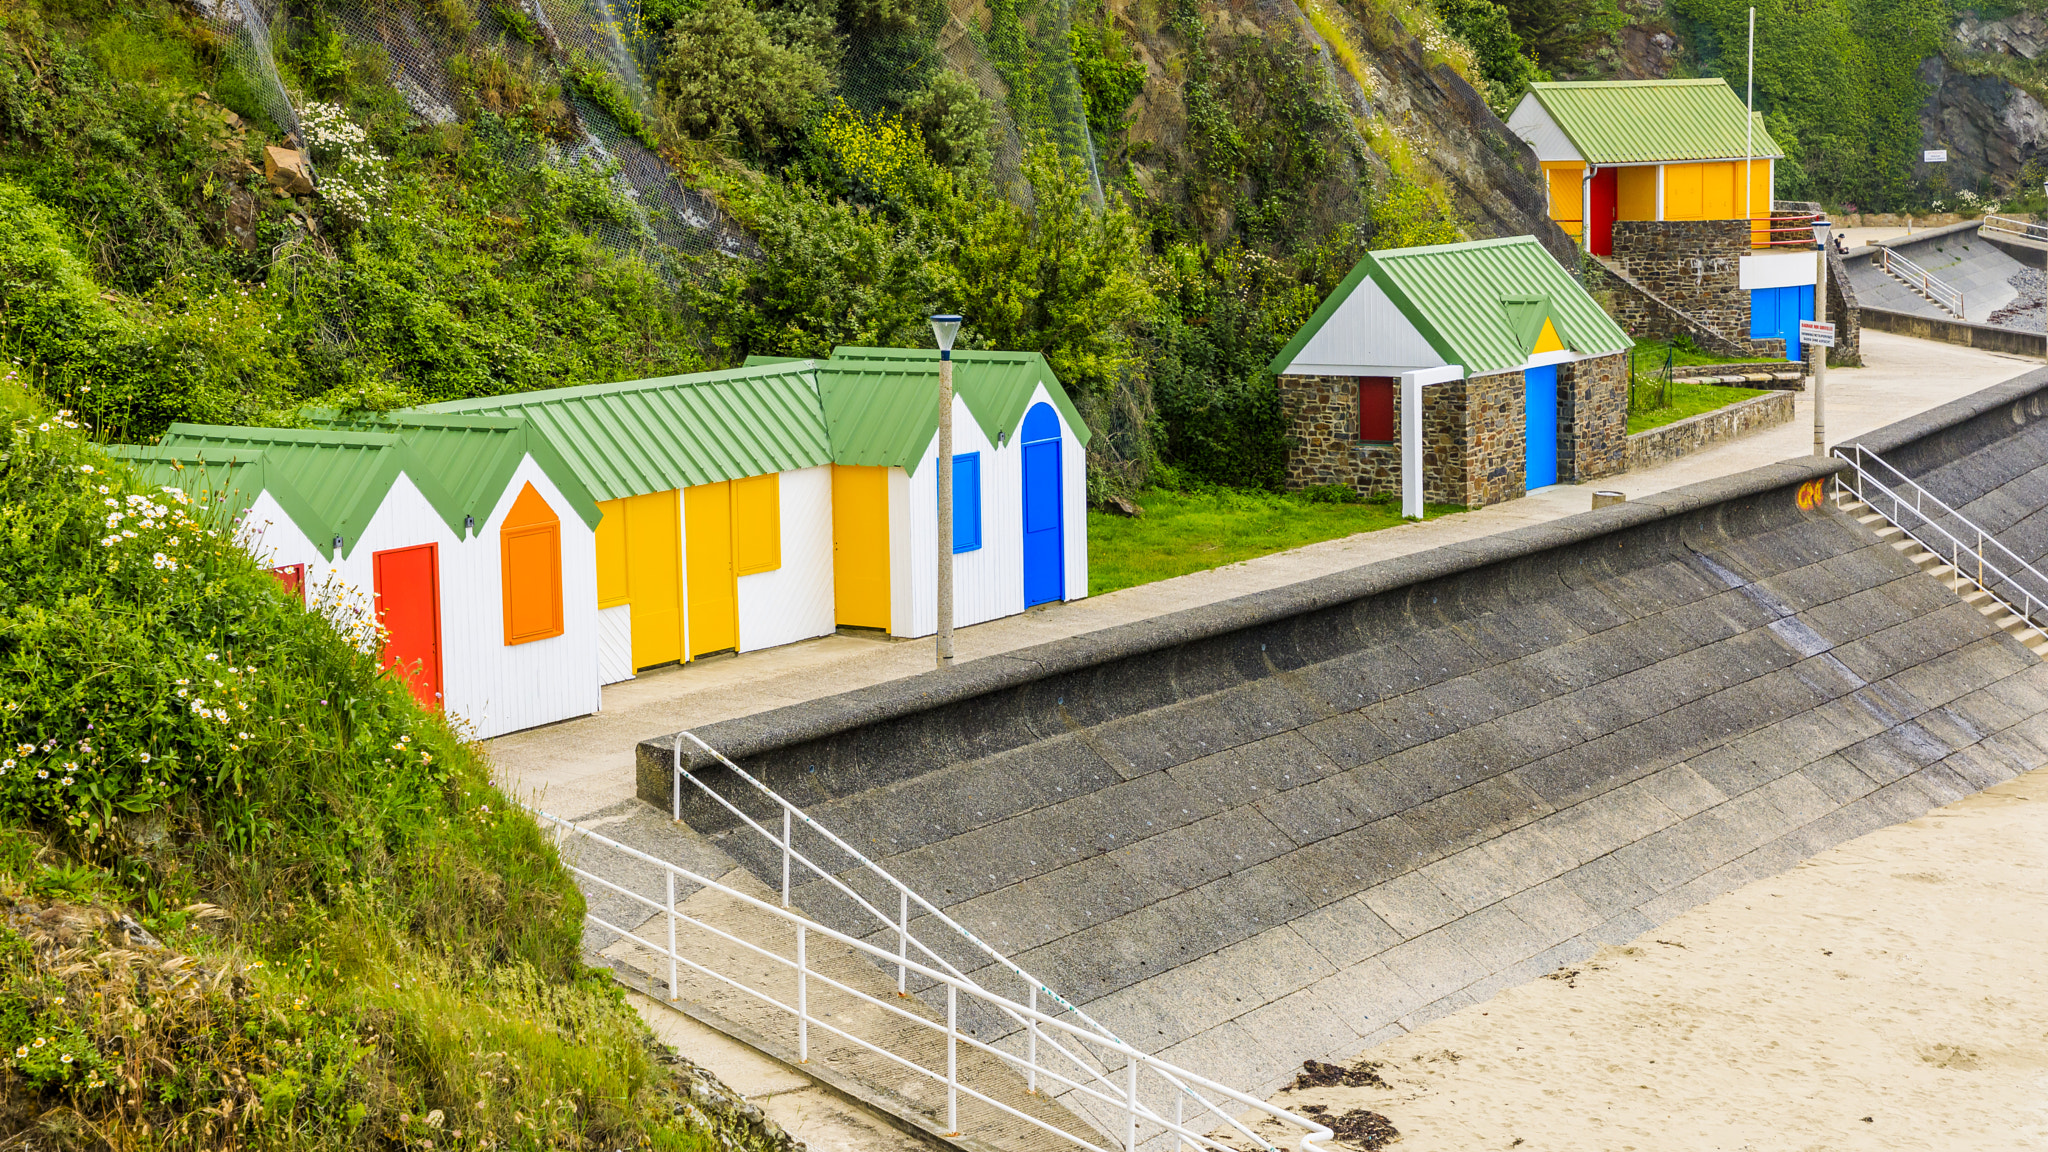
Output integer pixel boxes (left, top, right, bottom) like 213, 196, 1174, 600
532, 807, 1333, 1152
1876, 245, 1965, 317
1833, 445, 2048, 631
1982, 214, 2048, 244
666, 730, 1264, 1147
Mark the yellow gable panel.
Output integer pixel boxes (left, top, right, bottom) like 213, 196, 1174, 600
1533, 317, 1566, 354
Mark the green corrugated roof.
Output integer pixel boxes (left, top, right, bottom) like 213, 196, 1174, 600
1268, 236, 1633, 378
106, 444, 335, 555
302, 411, 602, 530
824, 349, 1092, 461
412, 362, 832, 501
1527, 80, 1784, 164
152, 425, 467, 558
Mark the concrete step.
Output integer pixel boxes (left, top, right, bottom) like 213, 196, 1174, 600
1873, 524, 1907, 544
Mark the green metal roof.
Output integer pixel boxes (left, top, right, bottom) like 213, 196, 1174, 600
106, 444, 334, 556
1268, 236, 1633, 378
412, 362, 833, 501
1526, 80, 1784, 164
825, 348, 1091, 460
151, 425, 468, 558
302, 411, 603, 530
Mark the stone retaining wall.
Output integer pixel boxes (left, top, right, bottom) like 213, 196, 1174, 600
1857, 306, 2048, 356
1627, 390, 1795, 473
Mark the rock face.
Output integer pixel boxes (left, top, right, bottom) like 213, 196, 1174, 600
1915, 56, 2048, 196
263, 145, 314, 196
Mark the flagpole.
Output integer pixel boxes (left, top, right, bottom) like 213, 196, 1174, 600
1745, 7, 1755, 232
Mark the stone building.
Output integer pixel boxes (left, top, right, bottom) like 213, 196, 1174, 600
1269, 236, 1633, 514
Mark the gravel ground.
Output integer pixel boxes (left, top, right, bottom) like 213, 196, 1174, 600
1988, 267, 2047, 331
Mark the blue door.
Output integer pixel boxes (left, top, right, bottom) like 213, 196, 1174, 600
1750, 285, 1814, 361
1524, 364, 1558, 490
1021, 403, 1064, 606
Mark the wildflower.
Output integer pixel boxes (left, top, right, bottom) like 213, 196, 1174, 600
31, 1038, 43, 1048
13, 744, 28, 756
60, 777, 71, 785
121, 529, 135, 538
59, 1054, 71, 1064
1, 760, 12, 771
238, 731, 250, 739
51, 997, 61, 1004
139, 752, 151, 763
96, 484, 108, 494
63, 762, 75, 771
36, 770, 46, 779
79, 464, 93, 473
177, 688, 188, 697
12, 1047, 23, 1058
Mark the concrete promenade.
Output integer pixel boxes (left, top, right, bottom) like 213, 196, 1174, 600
492, 330, 2040, 822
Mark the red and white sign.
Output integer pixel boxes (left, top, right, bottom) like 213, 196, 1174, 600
1799, 319, 1837, 348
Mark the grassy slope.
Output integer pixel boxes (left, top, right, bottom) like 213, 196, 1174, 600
1626, 379, 1771, 434
1088, 487, 1462, 595
0, 388, 719, 1150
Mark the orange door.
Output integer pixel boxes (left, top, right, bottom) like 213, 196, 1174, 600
374, 543, 443, 709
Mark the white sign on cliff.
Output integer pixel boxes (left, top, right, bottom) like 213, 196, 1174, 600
1924, 149, 1949, 163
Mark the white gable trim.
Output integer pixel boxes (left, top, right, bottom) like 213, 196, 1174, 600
1507, 96, 1581, 164
1282, 274, 1446, 376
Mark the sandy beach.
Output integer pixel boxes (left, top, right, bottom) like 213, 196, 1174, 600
1247, 764, 2048, 1152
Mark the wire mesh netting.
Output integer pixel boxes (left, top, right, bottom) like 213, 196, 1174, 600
195, 0, 1108, 267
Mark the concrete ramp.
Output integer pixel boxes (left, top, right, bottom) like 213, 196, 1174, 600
640, 459, 2048, 1100
1847, 225, 2033, 325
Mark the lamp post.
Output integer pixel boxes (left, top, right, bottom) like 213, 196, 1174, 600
930, 314, 962, 669
1811, 218, 1831, 458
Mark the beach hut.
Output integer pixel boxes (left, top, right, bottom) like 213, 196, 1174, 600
414, 363, 840, 679
1268, 236, 1633, 514
114, 414, 602, 739
1508, 78, 1819, 359
814, 348, 1090, 637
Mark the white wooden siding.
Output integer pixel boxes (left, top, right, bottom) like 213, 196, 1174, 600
737, 465, 836, 652
222, 458, 600, 740
598, 605, 635, 685
900, 388, 1086, 638
1284, 274, 1447, 376
1506, 97, 1581, 163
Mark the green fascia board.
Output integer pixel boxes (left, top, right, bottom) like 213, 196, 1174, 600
1499, 295, 1552, 354
1529, 79, 1786, 164
409, 362, 832, 501
155, 425, 468, 557
1268, 237, 1631, 378
826, 347, 1094, 450
304, 410, 603, 531
107, 444, 341, 560
742, 355, 812, 367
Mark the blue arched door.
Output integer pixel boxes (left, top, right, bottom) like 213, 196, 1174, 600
1021, 403, 1064, 606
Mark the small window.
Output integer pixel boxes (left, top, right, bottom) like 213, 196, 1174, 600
951, 452, 982, 553
272, 563, 306, 603
1359, 377, 1396, 443
501, 482, 564, 645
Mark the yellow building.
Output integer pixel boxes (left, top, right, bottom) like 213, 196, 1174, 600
1508, 79, 1784, 255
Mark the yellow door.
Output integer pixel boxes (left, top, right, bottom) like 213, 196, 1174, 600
1616, 166, 1656, 221
1543, 163, 1583, 239
684, 481, 738, 657
622, 490, 683, 669
1664, 163, 1703, 220
1701, 161, 1736, 219
832, 465, 890, 629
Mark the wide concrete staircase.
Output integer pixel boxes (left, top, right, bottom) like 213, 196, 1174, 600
1838, 492, 2048, 657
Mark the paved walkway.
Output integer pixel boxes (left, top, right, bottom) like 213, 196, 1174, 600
493, 330, 2041, 822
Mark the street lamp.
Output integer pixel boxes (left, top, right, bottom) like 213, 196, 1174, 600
930, 314, 962, 669
1811, 218, 1831, 458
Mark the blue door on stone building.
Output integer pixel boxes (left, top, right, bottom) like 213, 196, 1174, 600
1750, 284, 1814, 362
1525, 364, 1559, 489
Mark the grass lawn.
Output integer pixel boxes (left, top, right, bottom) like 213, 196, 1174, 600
1088, 487, 1464, 595
1627, 378, 1771, 434
1631, 336, 1786, 370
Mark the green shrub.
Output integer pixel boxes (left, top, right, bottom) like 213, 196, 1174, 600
564, 54, 659, 148
0, 387, 718, 1151
653, 0, 830, 156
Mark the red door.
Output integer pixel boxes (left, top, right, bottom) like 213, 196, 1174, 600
374, 544, 444, 709
1590, 167, 1618, 256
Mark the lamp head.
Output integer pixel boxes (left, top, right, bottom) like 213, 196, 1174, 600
1811, 218, 1833, 248
929, 314, 962, 359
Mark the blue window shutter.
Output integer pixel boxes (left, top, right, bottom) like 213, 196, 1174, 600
952, 452, 982, 553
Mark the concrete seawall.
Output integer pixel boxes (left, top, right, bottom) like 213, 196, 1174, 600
640, 458, 2048, 1102
1857, 305, 2048, 356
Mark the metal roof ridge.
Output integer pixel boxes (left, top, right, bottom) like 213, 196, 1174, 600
161, 423, 406, 447
1531, 78, 1724, 87
416, 359, 827, 411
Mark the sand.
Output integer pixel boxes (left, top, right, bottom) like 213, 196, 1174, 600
1247, 764, 2048, 1152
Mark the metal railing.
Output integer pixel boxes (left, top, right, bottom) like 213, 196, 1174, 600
1751, 212, 1821, 249
529, 731, 1335, 1152
1832, 444, 2048, 635
1981, 214, 2048, 244
1875, 246, 1965, 317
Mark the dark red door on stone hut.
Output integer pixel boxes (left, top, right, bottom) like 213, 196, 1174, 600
1590, 168, 1618, 256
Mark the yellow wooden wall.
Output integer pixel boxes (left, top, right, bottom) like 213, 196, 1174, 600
1542, 163, 1583, 239
1616, 166, 1656, 221
684, 482, 737, 658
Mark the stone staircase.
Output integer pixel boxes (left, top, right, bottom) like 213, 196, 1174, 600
1839, 493, 2048, 657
